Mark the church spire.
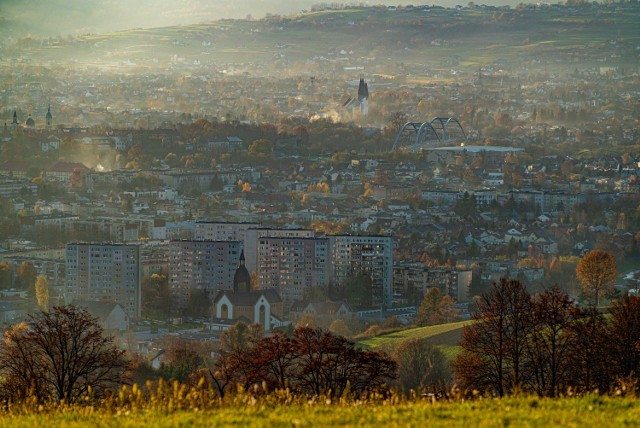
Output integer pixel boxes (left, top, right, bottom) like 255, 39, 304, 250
46, 104, 52, 129
233, 250, 251, 293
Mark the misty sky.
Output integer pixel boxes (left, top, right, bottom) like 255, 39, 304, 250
1, 0, 529, 37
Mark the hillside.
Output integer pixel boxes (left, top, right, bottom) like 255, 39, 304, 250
6, 4, 639, 76
359, 320, 471, 359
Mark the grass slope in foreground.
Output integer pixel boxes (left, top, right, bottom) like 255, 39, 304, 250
3, 395, 639, 427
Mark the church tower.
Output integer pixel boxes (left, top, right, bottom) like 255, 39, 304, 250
46, 105, 52, 129
25, 113, 35, 129
357, 76, 369, 116
233, 250, 251, 293
11, 111, 18, 129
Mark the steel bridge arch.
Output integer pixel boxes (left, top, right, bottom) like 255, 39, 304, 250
391, 116, 467, 152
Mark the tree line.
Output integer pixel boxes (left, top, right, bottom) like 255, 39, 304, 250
453, 278, 640, 397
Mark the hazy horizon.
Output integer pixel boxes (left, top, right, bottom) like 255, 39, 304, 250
1, 0, 553, 37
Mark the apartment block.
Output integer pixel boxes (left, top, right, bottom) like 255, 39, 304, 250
244, 228, 315, 274
65, 243, 142, 319
328, 235, 394, 309
193, 221, 260, 242
393, 262, 472, 304
256, 236, 328, 305
169, 240, 242, 312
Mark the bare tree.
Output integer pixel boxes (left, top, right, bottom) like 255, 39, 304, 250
211, 326, 396, 398
210, 322, 264, 397
393, 338, 450, 392
525, 286, 578, 397
452, 278, 532, 396
292, 327, 396, 397
608, 295, 640, 378
565, 307, 612, 392
0, 306, 129, 403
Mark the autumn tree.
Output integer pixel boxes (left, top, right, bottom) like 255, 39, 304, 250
340, 273, 373, 310
329, 319, 352, 337
247, 332, 296, 390
387, 112, 409, 136
219, 321, 264, 352
248, 139, 274, 157
159, 338, 215, 383
576, 250, 617, 306
0, 306, 128, 403
185, 288, 212, 318
292, 327, 397, 397
295, 314, 319, 329
35, 274, 49, 311
415, 288, 459, 326
209, 322, 264, 398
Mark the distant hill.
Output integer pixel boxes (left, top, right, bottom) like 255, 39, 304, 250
0, 1, 559, 37
5, 4, 638, 75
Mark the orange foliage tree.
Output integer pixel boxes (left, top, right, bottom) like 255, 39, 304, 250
576, 250, 617, 306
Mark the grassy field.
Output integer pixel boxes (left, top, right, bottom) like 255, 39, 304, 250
2, 395, 639, 427
358, 320, 471, 360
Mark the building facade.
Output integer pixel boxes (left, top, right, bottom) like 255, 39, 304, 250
244, 228, 315, 273
65, 243, 142, 319
393, 262, 472, 304
328, 235, 394, 309
256, 236, 329, 305
193, 221, 260, 242
168, 240, 242, 312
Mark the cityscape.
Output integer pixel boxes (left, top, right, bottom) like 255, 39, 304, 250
0, 0, 639, 425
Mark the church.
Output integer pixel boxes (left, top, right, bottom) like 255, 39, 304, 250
6, 105, 53, 131
208, 251, 285, 332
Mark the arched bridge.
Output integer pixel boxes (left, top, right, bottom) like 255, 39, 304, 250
391, 117, 467, 152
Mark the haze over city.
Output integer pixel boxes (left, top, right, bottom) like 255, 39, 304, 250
4, 0, 542, 36
0, 0, 639, 425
